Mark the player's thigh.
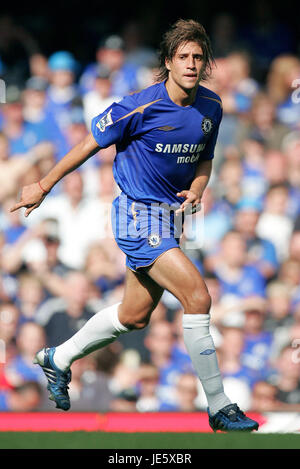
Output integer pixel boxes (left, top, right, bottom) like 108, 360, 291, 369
146, 248, 211, 314
119, 267, 164, 328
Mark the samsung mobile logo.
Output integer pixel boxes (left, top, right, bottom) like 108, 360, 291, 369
155, 143, 206, 153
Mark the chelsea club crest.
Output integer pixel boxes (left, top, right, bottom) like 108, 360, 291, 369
201, 117, 213, 135
147, 233, 161, 248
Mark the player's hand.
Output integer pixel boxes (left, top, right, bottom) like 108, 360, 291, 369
175, 190, 201, 215
10, 183, 48, 217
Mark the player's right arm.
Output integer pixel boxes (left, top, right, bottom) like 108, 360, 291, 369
10, 94, 141, 217
10, 132, 100, 217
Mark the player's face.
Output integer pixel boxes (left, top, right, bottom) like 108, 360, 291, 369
166, 42, 204, 90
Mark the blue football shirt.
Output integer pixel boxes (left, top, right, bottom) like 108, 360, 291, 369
91, 81, 222, 205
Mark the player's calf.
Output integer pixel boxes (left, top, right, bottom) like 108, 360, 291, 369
183, 313, 232, 415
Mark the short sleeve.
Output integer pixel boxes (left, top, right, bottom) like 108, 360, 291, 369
91, 94, 143, 148
201, 104, 223, 161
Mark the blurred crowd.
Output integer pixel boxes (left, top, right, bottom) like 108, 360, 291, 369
0, 10, 300, 414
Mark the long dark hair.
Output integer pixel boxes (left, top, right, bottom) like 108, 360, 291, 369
157, 19, 215, 82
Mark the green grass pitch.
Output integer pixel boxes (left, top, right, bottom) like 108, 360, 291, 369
0, 432, 299, 449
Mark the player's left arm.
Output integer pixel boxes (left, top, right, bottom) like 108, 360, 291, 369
176, 159, 212, 214
176, 102, 222, 215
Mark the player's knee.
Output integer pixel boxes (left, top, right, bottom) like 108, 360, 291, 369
184, 290, 211, 315
131, 318, 150, 330
123, 316, 150, 330
118, 308, 151, 330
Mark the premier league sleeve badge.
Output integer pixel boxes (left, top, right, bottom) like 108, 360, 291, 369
96, 109, 113, 132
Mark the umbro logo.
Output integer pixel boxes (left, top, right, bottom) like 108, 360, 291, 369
199, 349, 216, 355
157, 126, 176, 131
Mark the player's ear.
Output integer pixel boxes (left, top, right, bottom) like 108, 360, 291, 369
165, 58, 171, 72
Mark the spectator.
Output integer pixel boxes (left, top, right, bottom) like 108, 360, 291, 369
256, 183, 293, 261
264, 146, 300, 220
0, 86, 44, 155
218, 326, 254, 395
5, 322, 46, 386
46, 51, 80, 132
0, 235, 19, 303
204, 273, 242, 331
234, 198, 278, 279
83, 64, 121, 129
160, 373, 199, 412
108, 349, 140, 412
97, 162, 118, 201
63, 106, 89, 153
22, 77, 49, 131
278, 258, 300, 293
217, 159, 243, 209
35, 270, 99, 347
122, 21, 158, 68
236, 93, 290, 150
226, 51, 259, 113
15, 273, 45, 323
24, 76, 70, 163
251, 381, 281, 412
82, 155, 117, 200
143, 321, 171, 398
289, 231, 300, 263
242, 300, 274, 384
0, 134, 55, 204
274, 346, 300, 406
283, 132, 300, 198
0, 381, 43, 411
84, 242, 124, 296
0, 302, 19, 348
265, 281, 293, 333
267, 55, 300, 129
144, 320, 194, 409
79, 35, 140, 97
0, 302, 20, 392
2, 195, 27, 244
135, 363, 160, 412
208, 230, 266, 299
208, 57, 234, 115
2, 218, 70, 283
270, 306, 300, 362
29, 54, 49, 82
38, 218, 71, 277
239, 137, 267, 201
263, 150, 288, 186
26, 171, 109, 269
